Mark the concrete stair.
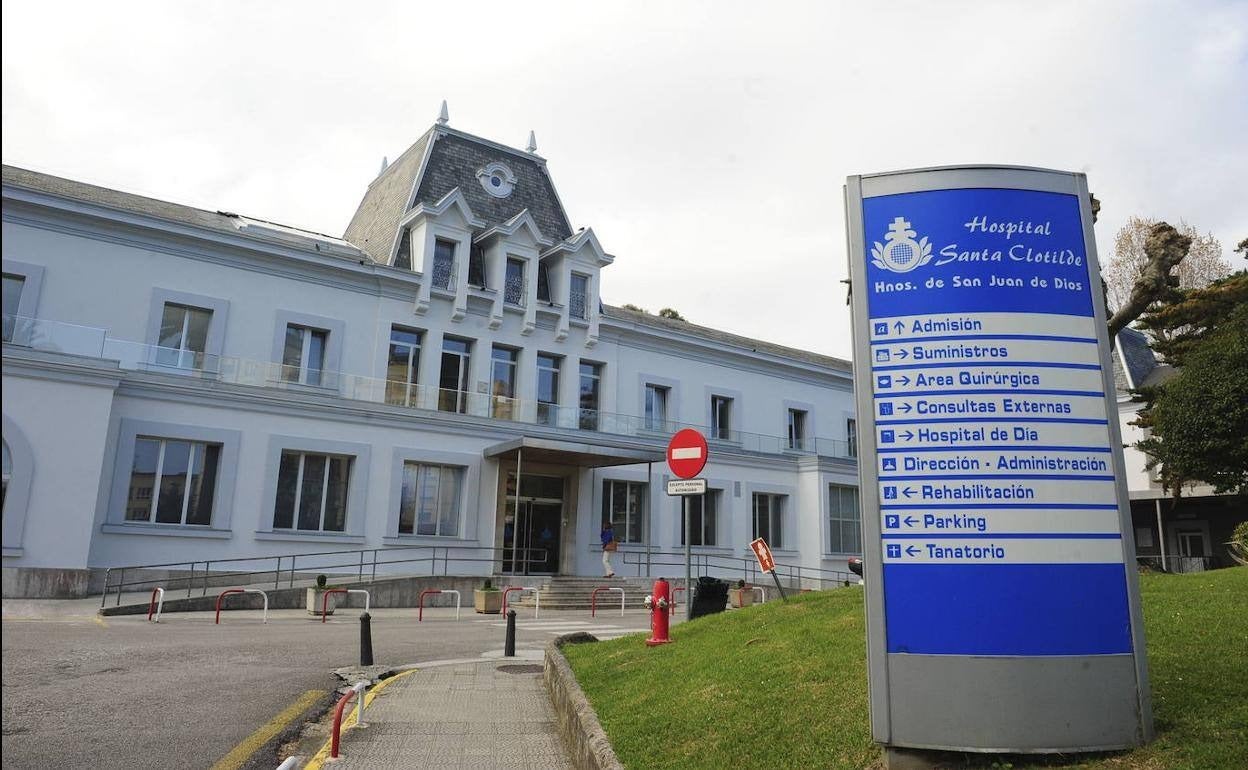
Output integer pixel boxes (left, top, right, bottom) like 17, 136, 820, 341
506, 575, 668, 611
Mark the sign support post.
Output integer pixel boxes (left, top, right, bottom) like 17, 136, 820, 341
845, 165, 1151, 757
665, 429, 709, 624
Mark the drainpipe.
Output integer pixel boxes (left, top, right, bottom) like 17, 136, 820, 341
1155, 498, 1166, 571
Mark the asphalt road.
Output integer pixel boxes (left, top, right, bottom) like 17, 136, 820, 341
1, 602, 657, 769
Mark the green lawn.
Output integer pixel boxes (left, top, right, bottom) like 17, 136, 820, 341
564, 568, 1248, 770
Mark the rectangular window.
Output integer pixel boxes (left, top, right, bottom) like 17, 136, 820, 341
504, 257, 525, 306
579, 361, 601, 430
787, 409, 807, 450
438, 337, 472, 413
602, 480, 645, 544
644, 384, 669, 431
126, 437, 220, 526
569, 273, 589, 320
491, 346, 518, 419
281, 325, 328, 386
680, 490, 719, 546
386, 326, 422, 407
432, 238, 456, 290
537, 353, 560, 426
753, 492, 785, 548
156, 303, 212, 369
711, 395, 733, 440
846, 418, 858, 458
2, 273, 26, 343
468, 244, 486, 288
828, 484, 861, 554
272, 450, 350, 532
399, 462, 463, 536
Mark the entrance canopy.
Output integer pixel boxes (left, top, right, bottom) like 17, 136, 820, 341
483, 436, 664, 468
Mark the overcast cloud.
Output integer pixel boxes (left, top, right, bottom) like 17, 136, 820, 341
4, 0, 1245, 359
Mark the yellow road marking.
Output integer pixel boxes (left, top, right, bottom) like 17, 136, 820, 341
302, 669, 420, 770
210, 689, 326, 770
94, 615, 108, 628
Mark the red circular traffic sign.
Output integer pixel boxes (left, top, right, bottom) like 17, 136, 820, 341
666, 428, 708, 479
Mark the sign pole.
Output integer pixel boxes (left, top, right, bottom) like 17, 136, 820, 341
770, 568, 788, 602
683, 494, 692, 622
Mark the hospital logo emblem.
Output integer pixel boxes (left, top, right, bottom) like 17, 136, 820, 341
871, 216, 932, 273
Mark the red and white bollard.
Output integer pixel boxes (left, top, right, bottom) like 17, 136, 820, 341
645, 578, 672, 646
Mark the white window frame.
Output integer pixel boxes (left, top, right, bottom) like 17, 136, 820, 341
602, 479, 647, 544
711, 395, 733, 440
126, 437, 221, 526
752, 492, 786, 549
827, 483, 862, 555
273, 450, 352, 533
386, 325, 422, 407
569, 272, 590, 320
398, 462, 465, 537
681, 489, 720, 547
645, 384, 669, 431
282, 325, 328, 386
156, 303, 213, 370
787, 408, 807, 450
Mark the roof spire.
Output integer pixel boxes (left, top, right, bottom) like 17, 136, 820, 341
526, 130, 537, 154
378, 156, 388, 176
437, 100, 449, 125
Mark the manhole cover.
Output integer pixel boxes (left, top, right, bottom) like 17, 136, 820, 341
497, 664, 543, 675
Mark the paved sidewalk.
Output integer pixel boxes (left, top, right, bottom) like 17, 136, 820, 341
313, 661, 572, 769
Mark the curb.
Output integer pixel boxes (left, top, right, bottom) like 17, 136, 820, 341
543, 633, 625, 770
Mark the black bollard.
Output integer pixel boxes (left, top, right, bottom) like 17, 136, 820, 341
359, 611, 374, 666
504, 609, 516, 657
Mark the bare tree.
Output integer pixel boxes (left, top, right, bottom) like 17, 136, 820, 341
1104, 217, 1231, 313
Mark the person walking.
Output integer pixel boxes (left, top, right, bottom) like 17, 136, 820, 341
600, 521, 617, 577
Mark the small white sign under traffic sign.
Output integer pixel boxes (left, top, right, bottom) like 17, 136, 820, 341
666, 478, 707, 496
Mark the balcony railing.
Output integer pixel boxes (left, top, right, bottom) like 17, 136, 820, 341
4, 314, 856, 460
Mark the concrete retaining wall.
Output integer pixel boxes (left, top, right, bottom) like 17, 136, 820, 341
544, 634, 624, 770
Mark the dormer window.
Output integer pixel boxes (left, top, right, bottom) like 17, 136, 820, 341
537, 262, 551, 303
570, 273, 589, 320
468, 244, 486, 288
477, 162, 516, 198
504, 258, 525, 306
432, 239, 456, 290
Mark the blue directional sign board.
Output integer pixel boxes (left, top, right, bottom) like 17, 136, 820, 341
847, 167, 1150, 753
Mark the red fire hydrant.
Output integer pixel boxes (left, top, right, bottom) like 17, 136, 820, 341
645, 578, 672, 646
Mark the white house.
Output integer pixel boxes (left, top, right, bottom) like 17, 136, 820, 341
2, 117, 862, 598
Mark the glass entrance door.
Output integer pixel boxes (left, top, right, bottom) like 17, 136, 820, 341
503, 474, 563, 575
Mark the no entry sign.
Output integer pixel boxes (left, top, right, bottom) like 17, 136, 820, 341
666, 429, 708, 479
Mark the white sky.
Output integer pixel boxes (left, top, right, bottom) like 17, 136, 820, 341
4, 1, 1245, 360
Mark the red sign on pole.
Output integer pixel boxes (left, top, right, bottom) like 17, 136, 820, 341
666, 429, 708, 480
750, 538, 776, 573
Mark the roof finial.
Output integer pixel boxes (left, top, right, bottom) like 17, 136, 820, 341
378, 156, 389, 176
526, 130, 537, 154
437, 100, 449, 125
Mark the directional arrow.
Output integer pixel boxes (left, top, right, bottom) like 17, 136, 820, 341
896, 348, 909, 360
893, 321, 905, 334
896, 375, 911, 386
903, 515, 918, 527
902, 487, 916, 498
900, 403, 913, 413
901, 430, 915, 441
905, 545, 920, 557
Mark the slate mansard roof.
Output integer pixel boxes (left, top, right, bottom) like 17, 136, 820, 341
1112, 326, 1173, 394
343, 126, 572, 262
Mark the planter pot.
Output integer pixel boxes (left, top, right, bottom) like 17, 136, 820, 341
475, 589, 502, 614
307, 587, 339, 616
729, 588, 756, 608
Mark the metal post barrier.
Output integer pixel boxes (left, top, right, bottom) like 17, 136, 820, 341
329, 687, 359, 759
147, 587, 165, 623
670, 586, 686, 617
321, 588, 347, 623
351, 681, 368, 728
347, 589, 371, 613
418, 589, 462, 621
215, 588, 269, 624
504, 609, 517, 657
752, 586, 766, 604
359, 612, 374, 667
501, 586, 539, 618
590, 586, 625, 618
276, 757, 300, 770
